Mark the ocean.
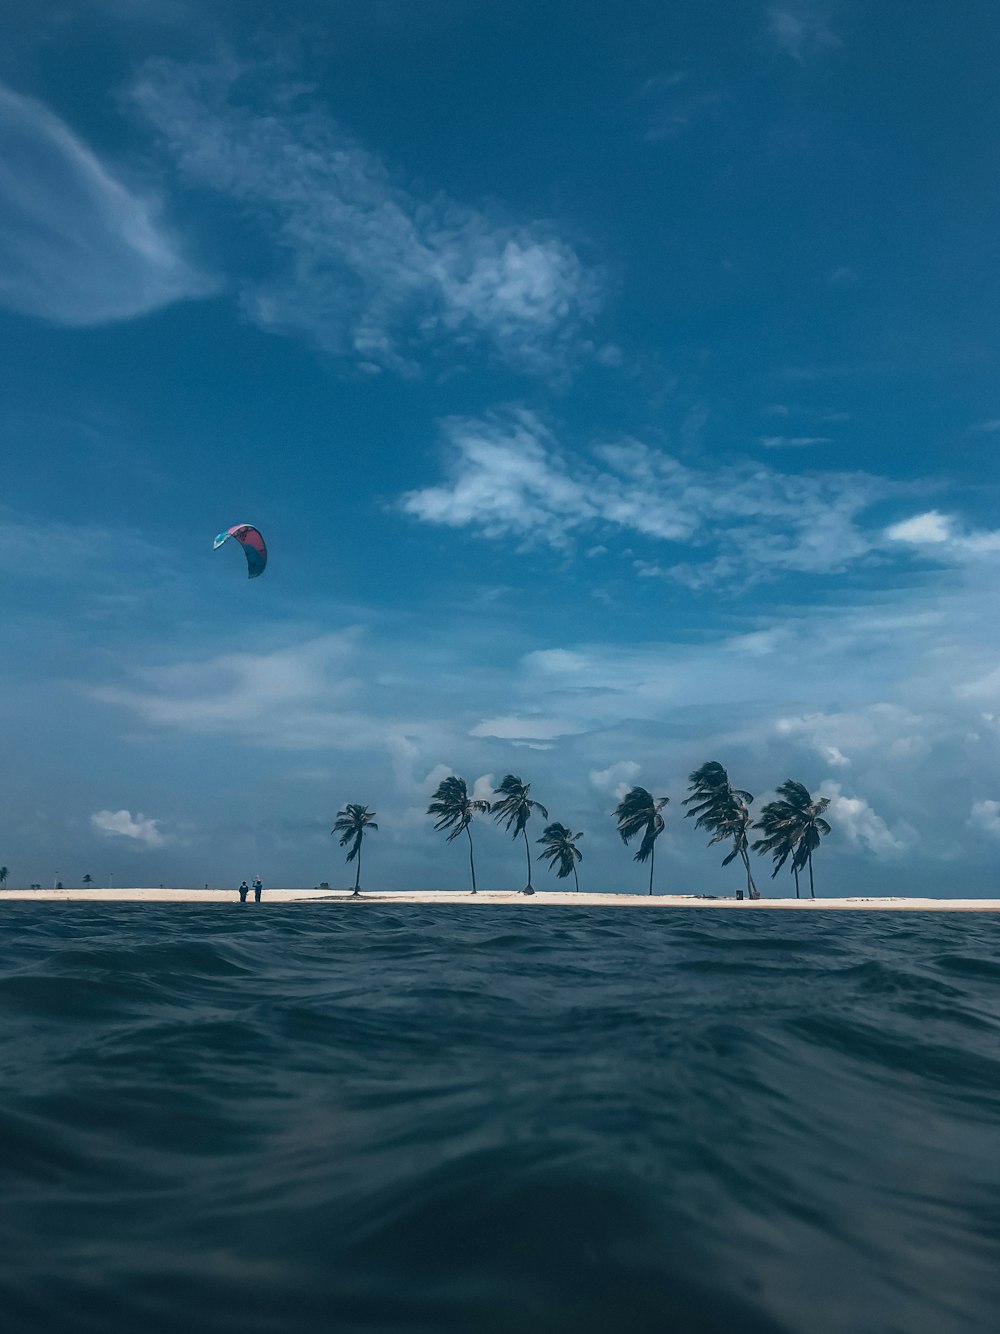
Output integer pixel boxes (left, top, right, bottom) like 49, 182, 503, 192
0, 904, 998, 1333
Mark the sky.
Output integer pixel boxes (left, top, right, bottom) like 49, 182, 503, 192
1, 0, 999, 895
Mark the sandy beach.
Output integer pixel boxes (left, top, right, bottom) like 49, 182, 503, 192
1, 888, 997, 910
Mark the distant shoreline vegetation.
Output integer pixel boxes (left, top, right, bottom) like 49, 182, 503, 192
1, 766, 831, 897
326, 763, 831, 899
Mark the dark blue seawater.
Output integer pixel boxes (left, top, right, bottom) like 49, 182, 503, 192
1, 906, 999, 1333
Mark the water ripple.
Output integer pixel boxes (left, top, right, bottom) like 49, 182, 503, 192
1, 904, 998, 1332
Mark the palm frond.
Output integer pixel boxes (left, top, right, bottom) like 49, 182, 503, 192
427, 775, 490, 841
492, 775, 546, 839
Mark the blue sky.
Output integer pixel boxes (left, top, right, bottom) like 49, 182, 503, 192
2, 0, 1000, 894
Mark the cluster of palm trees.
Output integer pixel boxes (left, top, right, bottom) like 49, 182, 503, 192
331, 762, 831, 898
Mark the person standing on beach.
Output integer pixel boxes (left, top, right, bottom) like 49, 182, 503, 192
253, 876, 262, 903
238, 880, 249, 902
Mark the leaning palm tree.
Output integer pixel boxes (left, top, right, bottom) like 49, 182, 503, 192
751, 800, 802, 897
82, 874, 93, 887
0, 866, 7, 892
332, 804, 379, 896
753, 781, 831, 898
492, 775, 548, 894
427, 775, 491, 893
684, 761, 759, 899
613, 786, 669, 896
536, 823, 584, 891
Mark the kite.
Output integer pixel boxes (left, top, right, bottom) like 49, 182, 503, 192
213, 524, 267, 579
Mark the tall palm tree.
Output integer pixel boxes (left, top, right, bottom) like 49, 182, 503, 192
684, 761, 759, 899
332, 804, 379, 896
536, 823, 584, 891
82, 874, 93, 888
0, 866, 7, 892
492, 775, 548, 894
427, 775, 491, 893
753, 781, 831, 898
613, 787, 669, 896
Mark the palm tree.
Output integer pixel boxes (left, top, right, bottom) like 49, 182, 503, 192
753, 781, 831, 898
332, 804, 379, 896
752, 801, 802, 897
613, 786, 669, 896
427, 775, 491, 893
492, 775, 548, 894
82, 874, 93, 887
684, 761, 759, 899
537, 823, 584, 891
0, 866, 7, 892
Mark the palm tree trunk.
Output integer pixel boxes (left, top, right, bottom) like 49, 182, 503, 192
465, 825, 477, 893
741, 847, 759, 899
522, 829, 533, 893
808, 854, 815, 899
793, 864, 800, 898
353, 840, 362, 895
573, 864, 579, 892
648, 843, 654, 896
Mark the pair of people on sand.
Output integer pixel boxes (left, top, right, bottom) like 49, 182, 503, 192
238, 877, 263, 903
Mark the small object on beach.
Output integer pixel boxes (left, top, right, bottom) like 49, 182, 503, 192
213, 524, 267, 579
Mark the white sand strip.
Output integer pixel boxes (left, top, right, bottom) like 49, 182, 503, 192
1, 888, 998, 910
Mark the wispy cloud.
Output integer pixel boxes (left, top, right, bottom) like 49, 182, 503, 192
93, 632, 379, 749
637, 72, 723, 142
766, 3, 842, 62
0, 82, 213, 325
91, 808, 168, 847
758, 435, 832, 449
400, 408, 889, 584
0, 509, 169, 581
130, 60, 602, 376
970, 419, 1000, 434
469, 715, 584, 744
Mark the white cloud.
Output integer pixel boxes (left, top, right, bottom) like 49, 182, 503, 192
130, 61, 601, 375
758, 435, 832, 449
470, 774, 496, 804
589, 760, 641, 801
971, 419, 1000, 433
885, 510, 953, 544
775, 705, 926, 768
767, 4, 842, 61
470, 715, 583, 742
968, 800, 1000, 841
955, 665, 1000, 702
818, 782, 904, 858
724, 630, 784, 657
0, 82, 213, 325
91, 808, 168, 847
419, 763, 455, 796
400, 408, 888, 583
886, 510, 1000, 558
